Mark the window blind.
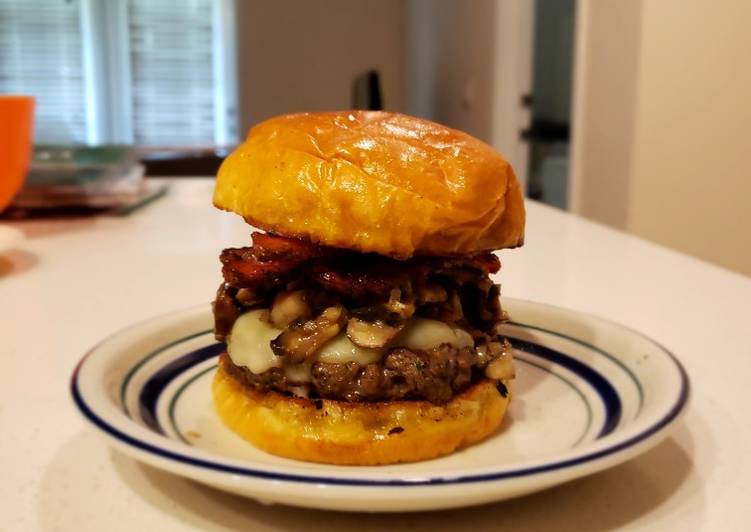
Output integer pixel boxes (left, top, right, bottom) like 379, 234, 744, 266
127, 0, 215, 146
0, 0, 87, 144
1, 0, 233, 147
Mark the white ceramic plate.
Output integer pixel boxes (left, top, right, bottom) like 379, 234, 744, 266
72, 299, 689, 512
0, 225, 23, 254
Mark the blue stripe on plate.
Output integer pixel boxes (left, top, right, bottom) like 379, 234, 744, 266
120, 329, 213, 417
70, 323, 689, 487
138, 343, 225, 434
508, 337, 621, 436
508, 321, 645, 416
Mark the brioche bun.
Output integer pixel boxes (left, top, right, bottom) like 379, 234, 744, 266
213, 111, 525, 258
213, 355, 511, 465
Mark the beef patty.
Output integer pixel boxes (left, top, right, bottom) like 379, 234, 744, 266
220, 337, 508, 404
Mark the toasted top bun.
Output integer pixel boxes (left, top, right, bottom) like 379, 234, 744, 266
214, 111, 525, 258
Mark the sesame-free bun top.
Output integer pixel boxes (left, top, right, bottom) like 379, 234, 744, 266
213, 111, 525, 258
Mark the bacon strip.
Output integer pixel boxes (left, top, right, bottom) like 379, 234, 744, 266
311, 263, 403, 298
250, 232, 323, 262
220, 233, 331, 288
220, 248, 294, 288
468, 252, 501, 274
220, 233, 502, 291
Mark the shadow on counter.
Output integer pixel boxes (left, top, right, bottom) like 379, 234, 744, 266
103, 423, 700, 531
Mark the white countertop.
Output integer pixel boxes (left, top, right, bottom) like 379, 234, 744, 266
1, 179, 750, 531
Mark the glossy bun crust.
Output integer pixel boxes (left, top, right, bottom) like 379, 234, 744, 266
213, 356, 511, 465
214, 111, 525, 258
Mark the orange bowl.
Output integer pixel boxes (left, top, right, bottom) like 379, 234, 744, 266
0, 95, 35, 212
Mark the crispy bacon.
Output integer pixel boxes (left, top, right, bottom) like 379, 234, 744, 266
311, 263, 400, 298
425, 252, 501, 275
220, 233, 330, 288
221, 252, 293, 288
220, 233, 502, 293
250, 232, 324, 262
469, 252, 501, 274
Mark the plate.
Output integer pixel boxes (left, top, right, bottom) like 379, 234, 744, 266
71, 299, 689, 512
0, 225, 23, 254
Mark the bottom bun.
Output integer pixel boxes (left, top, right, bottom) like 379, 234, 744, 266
212, 355, 511, 465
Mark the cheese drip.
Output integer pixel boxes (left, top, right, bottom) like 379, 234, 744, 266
227, 309, 475, 380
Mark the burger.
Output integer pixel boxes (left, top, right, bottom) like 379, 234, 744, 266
211, 111, 525, 465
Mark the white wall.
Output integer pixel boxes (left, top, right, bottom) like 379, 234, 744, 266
406, 0, 498, 141
571, 0, 751, 276
234, 0, 406, 134
236, 1, 533, 184
406, 0, 533, 183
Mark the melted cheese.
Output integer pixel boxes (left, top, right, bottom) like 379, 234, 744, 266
394, 318, 474, 351
284, 362, 313, 383
316, 334, 385, 365
227, 310, 281, 374
227, 310, 475, 376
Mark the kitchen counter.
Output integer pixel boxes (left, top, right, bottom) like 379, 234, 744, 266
2, 179, 749, 531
